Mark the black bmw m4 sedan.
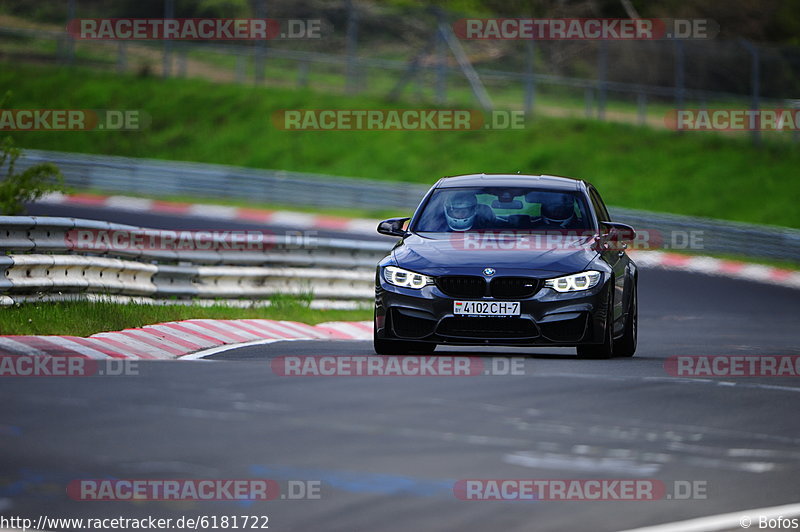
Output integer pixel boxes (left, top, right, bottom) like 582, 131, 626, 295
374, 173, 638, 359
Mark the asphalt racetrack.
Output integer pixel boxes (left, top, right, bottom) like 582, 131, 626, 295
2, 203, 799, 531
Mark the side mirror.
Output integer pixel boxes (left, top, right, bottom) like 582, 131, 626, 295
377, 217, 410, 237
602, 221, 636, 242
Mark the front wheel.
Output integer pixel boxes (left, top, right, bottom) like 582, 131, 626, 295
615, 283, 637, 357
576, 287, 614, 359
374, 337, 436, 356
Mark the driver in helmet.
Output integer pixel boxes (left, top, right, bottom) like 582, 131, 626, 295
444, 191, 479, 231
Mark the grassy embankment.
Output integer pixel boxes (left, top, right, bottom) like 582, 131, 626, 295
2, 62, 799, 228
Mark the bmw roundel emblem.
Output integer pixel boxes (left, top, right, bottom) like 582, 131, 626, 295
483, 267, 496, 276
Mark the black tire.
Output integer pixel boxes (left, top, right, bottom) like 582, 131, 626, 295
615, 282, 638, 358
373, 337, 436, 355
576, 287, 614, 359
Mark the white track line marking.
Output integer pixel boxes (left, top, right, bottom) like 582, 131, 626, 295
617, 501, 800, 532
180, 338, 297, 360
504, 451, 661, 476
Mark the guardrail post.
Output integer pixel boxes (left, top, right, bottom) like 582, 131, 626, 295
0, 256, 14, 292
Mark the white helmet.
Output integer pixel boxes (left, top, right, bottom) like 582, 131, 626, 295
444, 192, 478, 231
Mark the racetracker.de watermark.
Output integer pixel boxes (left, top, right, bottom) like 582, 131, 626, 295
67, 479, 321, 500
454, 479, 707, 500
453, 18, 718, 40
271, 355, 525, 377
0, 109, 148, 131
666, 109, 800, 131
67, 18, 323, 40
665, 356, 800, 377
0, 357, 138, 377
65, 229, 318, 252
447, 229, 705, 251
272, 109, 525, 131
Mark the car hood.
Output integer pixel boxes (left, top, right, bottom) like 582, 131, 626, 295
393, 232, 599, 277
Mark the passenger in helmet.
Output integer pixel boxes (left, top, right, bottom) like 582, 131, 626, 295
444, 191, 478, 231
540, 194, 576, 228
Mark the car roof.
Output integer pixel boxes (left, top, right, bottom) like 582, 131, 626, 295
435, 173, 585, 191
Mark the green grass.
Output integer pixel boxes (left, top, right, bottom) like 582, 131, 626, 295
0, 299, 371, 337
3, 62, 800, 228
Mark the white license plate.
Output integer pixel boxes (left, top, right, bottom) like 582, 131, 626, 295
454, 301, 520, 316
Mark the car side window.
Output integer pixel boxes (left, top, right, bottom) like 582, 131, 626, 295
588, 187, 611, 223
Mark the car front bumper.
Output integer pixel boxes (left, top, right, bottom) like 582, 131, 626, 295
375, 276, 612, 347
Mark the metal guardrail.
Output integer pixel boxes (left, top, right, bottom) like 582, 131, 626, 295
610, 207, 800, 262
17, 149, 800, 262
18, 150, 427, 210
0, 216, 387, 304
2, 211, 798, 307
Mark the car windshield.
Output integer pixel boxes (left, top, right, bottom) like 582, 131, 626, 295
412, 186, 593, 232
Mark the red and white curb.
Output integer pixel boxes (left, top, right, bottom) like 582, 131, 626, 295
38, 192, 378, 235
628, 250, 800, 289
0, 319, 372, 359
36, 193, 800, 289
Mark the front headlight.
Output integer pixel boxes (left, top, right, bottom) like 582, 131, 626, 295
544, 271, 602, 293
384, 266, 434, 289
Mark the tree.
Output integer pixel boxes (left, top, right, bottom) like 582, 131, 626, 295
0, 92, 65, 215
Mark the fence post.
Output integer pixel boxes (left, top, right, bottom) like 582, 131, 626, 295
597, 41, 608, 120
673, 39, 685, 122
254, 0, 267, 84
388, 33, 438, 101
178, 45, 187, 77
437, 13, 493, 111
584, 87, 594, 118
435, 12, 447, 105
524, 38, 536, 116
345, 0, 359, 94
236, 51, 245, 83
117, 42, 127, 73
66, 0, 76, 65
162, 0, 174, 78
298, 60, 309, 87
739, 39, 761, 146
637, 92, 646, 125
